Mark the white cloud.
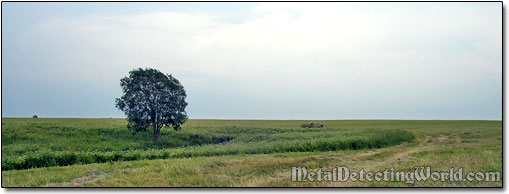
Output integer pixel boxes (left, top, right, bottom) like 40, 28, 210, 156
7, 2, 501, 119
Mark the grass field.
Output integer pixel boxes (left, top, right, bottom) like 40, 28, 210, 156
1, 118, 502, 187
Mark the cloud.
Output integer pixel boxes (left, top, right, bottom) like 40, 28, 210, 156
3, 3, 501, 119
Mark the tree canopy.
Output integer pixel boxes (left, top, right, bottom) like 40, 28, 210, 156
115, 68, 188, 141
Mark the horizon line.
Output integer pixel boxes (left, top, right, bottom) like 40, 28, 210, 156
0, 117, 502, 121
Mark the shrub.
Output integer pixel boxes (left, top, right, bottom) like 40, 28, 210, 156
309, 122, 324, 128
300, 122, 324, 128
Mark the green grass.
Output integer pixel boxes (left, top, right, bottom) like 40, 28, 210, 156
1, 118, 502, 187
1, 118, 414, 170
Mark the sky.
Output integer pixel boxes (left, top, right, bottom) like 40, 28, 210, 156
1, 2, 502, 120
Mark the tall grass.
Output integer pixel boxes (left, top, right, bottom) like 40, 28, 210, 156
2, 118, 414, 170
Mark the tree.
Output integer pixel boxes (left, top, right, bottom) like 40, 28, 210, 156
115, 68, 188, 141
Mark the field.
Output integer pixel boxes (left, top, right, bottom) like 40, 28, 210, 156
1, 118, 502, 187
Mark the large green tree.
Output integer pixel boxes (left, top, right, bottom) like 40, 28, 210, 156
115, 68, 188, 141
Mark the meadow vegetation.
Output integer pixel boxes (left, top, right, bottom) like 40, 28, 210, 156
1, 118, 502, 187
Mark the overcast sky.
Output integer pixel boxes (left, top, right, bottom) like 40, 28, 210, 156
2, 2, 502, 119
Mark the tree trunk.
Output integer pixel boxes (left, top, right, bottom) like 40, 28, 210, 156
154, 124, 161, 141
153, 128, 159, 141
151, 112, 159, 141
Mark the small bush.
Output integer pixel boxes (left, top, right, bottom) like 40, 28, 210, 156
300, 122, 324, 128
